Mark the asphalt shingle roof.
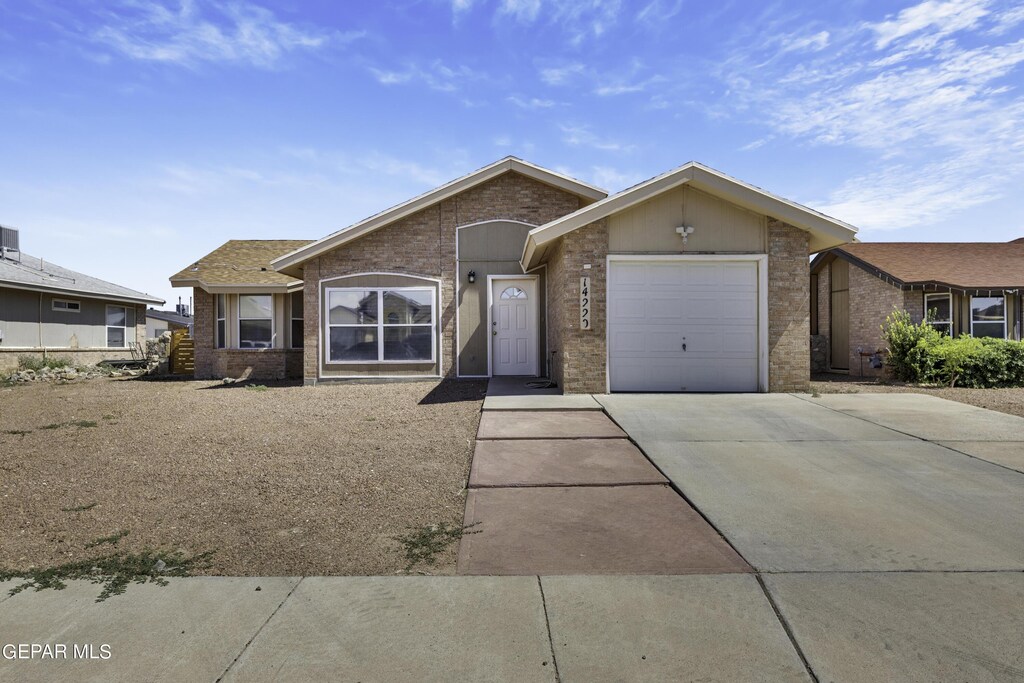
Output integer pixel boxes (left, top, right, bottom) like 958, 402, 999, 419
170, 240, 312, 288
0, 252, 164, 304
832, 242, 1024, 290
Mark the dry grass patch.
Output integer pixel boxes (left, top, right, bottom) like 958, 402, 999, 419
0, 377, 486, 576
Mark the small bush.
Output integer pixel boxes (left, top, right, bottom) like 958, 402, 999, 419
882, 310, 1024, 387
18, 355, 75, 372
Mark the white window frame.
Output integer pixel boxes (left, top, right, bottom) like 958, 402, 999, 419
924, 293, 953, 335
215, 294, 226, 349
970, 295, 1007, 339
236, 293, 274, 349
106, 304, 128, 348
52, 298, 81, 313
290, 290, 304, 349
324, 286, 436, 365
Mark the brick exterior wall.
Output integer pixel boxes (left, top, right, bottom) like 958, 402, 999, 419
547, 220, 609, 393
303, 172, 582, 383
193, 287, 214, 378
846, 264, 905, 376
767, 219, 811, 392
193, 287, 300, 380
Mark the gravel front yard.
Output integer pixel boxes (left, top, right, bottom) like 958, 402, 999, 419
812, 373, 1024, 418
0, 378, 486, 576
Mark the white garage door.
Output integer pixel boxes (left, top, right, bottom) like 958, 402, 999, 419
608, 259, 760, 392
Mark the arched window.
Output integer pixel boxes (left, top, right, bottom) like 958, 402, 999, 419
500, 287, 527, 299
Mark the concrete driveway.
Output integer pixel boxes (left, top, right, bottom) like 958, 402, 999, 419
598, 391, 1024, 681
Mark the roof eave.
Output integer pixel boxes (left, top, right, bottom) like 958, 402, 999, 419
170, 278, 298, 293
522, 161, 859, 270
272, 157, 608, 273
1, 279, 164, 306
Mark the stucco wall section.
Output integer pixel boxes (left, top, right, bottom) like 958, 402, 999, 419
767, 219, 810, 392
305, 172, 582, 382
546, 220, 609, 394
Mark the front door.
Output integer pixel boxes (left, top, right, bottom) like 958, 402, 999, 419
491, 278, 538, 376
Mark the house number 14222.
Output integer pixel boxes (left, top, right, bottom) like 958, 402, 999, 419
580, 276, 591, 330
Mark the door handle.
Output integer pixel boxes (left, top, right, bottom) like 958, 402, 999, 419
682, 343, 686, 351
493, 330, 497, 336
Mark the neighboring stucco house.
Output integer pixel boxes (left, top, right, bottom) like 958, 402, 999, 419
810, 242, 1024, 376
145, 308, 193, 338
0, 228, 164, 372
173, 157, 857, 392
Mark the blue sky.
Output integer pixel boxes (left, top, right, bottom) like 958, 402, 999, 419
2, 0, 1023, 309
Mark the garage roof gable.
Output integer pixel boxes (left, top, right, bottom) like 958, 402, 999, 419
521, 162, 859, 270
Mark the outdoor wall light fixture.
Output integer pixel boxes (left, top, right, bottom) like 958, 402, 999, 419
467, 270, 476, 283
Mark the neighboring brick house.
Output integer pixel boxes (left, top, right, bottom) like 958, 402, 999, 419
810, 242, 1024, 376
173, 157, 858, 392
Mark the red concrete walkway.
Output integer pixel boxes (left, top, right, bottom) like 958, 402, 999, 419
457, 392, 750, 575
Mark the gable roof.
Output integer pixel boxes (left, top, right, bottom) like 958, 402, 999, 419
146, 308, 192, 326
0, 252, 164, 305
171, 240, 312, 292
521, 161, 858, 270
271, 157, 607, 277
813, 242, 1024, 292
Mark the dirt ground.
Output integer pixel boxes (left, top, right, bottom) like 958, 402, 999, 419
0, 378, 486, 576
811, 373, 1024, 418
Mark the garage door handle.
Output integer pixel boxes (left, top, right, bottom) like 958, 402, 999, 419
682, 343, 687, 351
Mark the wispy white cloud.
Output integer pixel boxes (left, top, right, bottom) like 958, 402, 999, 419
507, 95, 557, 108
560, 124, 635, 152
718, 0, 1024, 230
92, 0, 352, 69
538, 62, 585, 85
368, 60, 486, 93
594, 74, 666, 96
498, 0, 542, 22
635, 0, 683, 26
495, 0, 622, 45
868, 0, 990, 49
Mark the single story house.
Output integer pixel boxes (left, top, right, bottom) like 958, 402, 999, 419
0, 227, 164, 372
146, 308, 193, 338
810, 242, 1024, 375
172, 157, 857, 392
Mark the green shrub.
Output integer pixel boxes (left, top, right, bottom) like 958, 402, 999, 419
18, 355, 75, 372
881, 310, 1024, 387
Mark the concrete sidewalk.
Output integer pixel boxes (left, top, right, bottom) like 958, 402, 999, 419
4, 572, 1022, 682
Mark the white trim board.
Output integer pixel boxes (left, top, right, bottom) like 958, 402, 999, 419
604, 254, 769, 393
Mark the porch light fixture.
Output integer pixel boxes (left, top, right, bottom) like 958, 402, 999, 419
467, 270, 476, 283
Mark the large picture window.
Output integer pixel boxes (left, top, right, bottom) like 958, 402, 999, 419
924, 293, 952, 336
971, 296, 1006, 339
106, 305, 127, 348
326, 287, 434, 363
238, 294, 273, 348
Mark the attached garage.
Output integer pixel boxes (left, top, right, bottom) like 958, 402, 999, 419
607, 257, 766, 392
